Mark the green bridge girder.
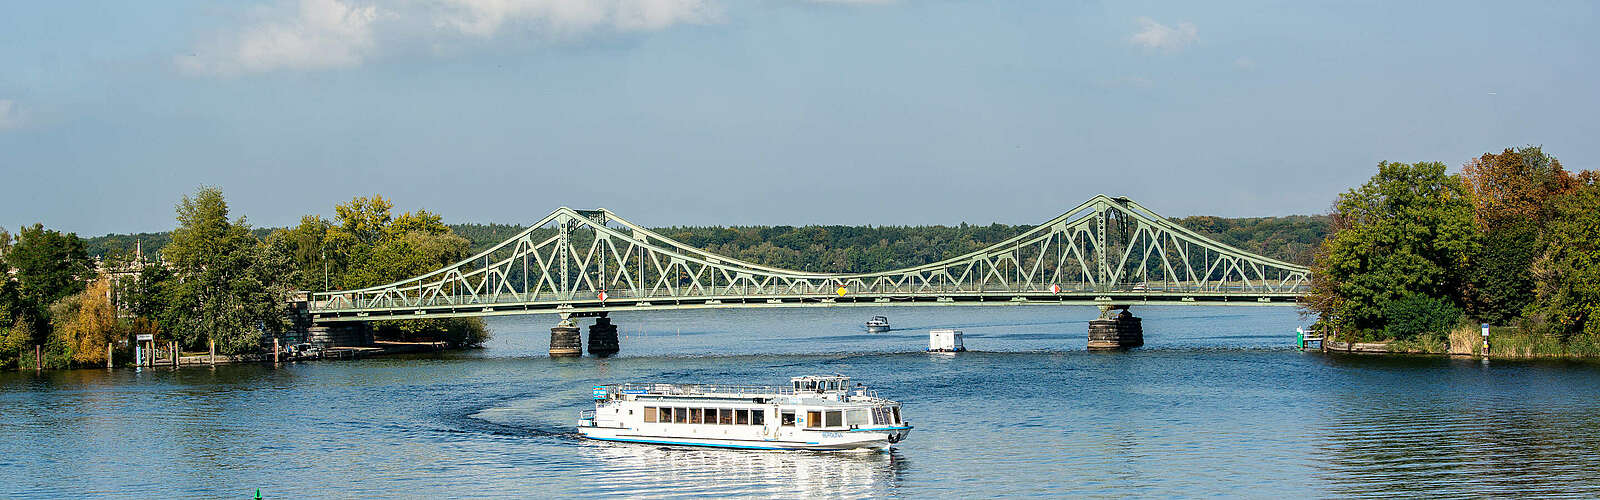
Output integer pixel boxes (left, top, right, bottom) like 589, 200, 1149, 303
309, 195, 1310, 323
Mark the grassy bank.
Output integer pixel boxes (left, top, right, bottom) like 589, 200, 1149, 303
1380, 323, 1600, 358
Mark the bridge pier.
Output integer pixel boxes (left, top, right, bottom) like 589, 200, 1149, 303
587, 316, 620, 357
549, 317, 583, 357
1088, 304, 1143, 350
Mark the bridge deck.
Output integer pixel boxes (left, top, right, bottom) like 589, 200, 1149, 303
311, 290, 1301, 323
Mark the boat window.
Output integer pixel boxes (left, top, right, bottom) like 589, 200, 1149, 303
644, 407, 658, 423
891, 406, 900, 424
781, 411, 796, 427
690, 408, 703, 424
719, 409, 733, 425
752, 410, 765, 426
674, 407, 687, 424
660, 407, 672, 423
735, 409, 749, 425
806, 411, 823, 429
825, 411, 843, 427
847, 410, 869, 427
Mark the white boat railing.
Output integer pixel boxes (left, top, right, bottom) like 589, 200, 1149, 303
607, 383, 799, 396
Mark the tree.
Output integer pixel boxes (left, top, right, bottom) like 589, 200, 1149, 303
4, 224, 93, 340
1305, 161, 1478, 340
285, 195, 490, 347
1460, 147, 1577, 323
1530, 177, 1600, 340
162, 187, 290, 354
48, 277, 123, 366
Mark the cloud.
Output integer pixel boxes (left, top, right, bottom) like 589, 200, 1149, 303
1129, 17, 1196, 52
180, 0, 720, 76
179, 0, 378, 76
0, 100, 23, 130
1233, 56, 1255, 70
436, 0, 719, 38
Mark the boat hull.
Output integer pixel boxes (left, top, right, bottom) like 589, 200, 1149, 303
578, 425, 909, 451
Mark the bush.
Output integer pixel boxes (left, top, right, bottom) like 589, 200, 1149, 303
1382, 294, 1463, 342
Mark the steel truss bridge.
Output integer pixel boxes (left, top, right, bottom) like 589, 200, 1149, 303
309, 195, 1309, 323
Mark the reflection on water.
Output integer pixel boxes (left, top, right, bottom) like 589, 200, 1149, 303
3, 306, 1600, 497
576, 441, 903, 497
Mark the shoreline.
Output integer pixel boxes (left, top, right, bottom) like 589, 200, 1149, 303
11, 341, 467, 372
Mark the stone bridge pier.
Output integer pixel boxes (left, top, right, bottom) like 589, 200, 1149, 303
550, 312, 620, 358
1088, 303, 1143, 350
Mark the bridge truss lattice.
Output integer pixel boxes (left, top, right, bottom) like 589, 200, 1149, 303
310, 195, 1309, 322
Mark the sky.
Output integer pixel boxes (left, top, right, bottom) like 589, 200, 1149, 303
1, 0, 1595, 236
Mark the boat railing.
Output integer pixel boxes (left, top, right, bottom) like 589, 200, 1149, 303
609, 383, 798, 396
578, 409, 596, 420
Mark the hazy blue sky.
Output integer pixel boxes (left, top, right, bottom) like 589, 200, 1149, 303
2, 0, 1595, 235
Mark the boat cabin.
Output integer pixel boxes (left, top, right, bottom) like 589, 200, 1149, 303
791, 375, 851, 393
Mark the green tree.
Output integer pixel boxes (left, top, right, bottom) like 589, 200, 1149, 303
288, 196, 489, 346
1530, 176, 1600, 340
162, 187, 290, 354
1305, 161, 1478, 340
4, 224, 93, 340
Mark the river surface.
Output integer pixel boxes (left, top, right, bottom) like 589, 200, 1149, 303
4, 306, 1600, 498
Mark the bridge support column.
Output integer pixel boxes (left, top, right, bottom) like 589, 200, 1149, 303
587, 315, 619, 358
1088, 304, 1143, 351
549, 317, 583, 357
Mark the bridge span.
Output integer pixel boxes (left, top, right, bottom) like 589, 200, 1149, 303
308, 195, 1310, 354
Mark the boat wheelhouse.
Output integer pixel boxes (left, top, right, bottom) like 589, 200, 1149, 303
866, 316, 891, 333
577, 375, 911, 451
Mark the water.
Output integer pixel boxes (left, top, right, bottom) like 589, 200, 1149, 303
3, 306, 1599, 498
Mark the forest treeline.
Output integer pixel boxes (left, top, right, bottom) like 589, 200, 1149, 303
1, 191, 489, 370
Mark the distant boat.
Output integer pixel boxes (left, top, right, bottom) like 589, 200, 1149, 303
866, 316, 891, 333
927, 329, 965, 353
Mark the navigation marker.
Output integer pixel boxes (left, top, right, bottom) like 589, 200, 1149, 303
598, 291, 608, 301
1050, 284, 1061, 294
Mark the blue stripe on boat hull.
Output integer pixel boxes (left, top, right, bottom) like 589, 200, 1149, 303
583, 435, 859, 451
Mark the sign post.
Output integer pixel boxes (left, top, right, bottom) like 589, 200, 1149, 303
1481, 323, 1491, 357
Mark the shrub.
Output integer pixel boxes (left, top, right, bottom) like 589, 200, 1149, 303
1382, 294, 1462, 342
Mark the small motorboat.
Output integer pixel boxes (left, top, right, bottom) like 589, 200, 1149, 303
866, 316, 891, 333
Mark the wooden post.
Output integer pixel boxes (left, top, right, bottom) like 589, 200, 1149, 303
172, 341, 179, 367
209, 339, 216, 366
35, 344, 41, 371
273, 337, 280, 364
107, 342, 114, 369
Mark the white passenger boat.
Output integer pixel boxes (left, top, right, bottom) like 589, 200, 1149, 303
577, 375, 911, 451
